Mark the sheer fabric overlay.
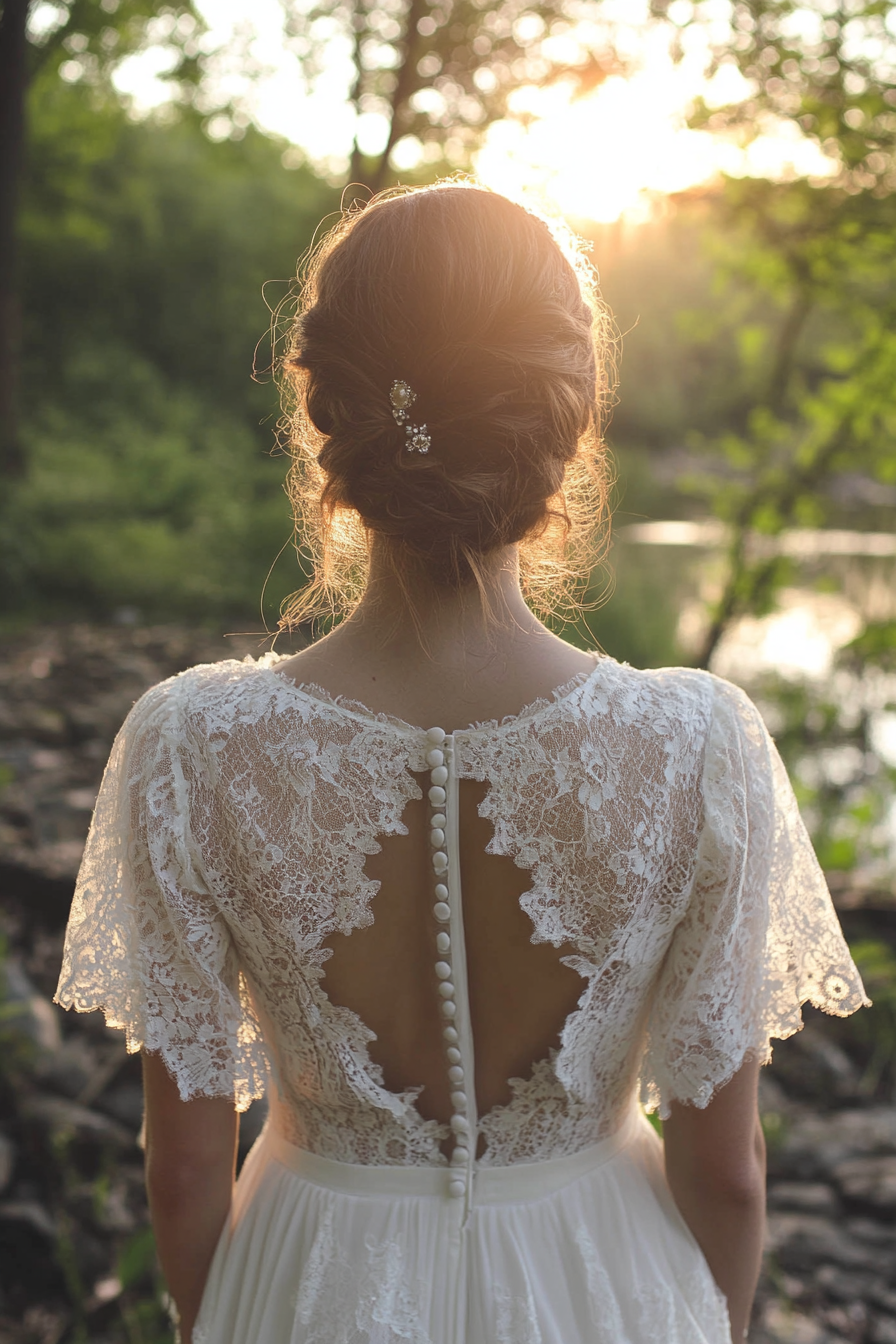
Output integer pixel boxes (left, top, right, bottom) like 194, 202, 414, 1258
56, 653, 867, 1165
190, 1109, 735, 1344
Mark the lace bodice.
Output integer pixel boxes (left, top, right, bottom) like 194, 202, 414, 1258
56, 654, 867, 1169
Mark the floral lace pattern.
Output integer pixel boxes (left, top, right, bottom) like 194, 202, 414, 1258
293, 1206, 433, 1344
574, 1225, 730, 1344
494, 1284, 542, 1344
56, 654, 868, 1167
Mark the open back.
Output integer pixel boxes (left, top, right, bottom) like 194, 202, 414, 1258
322, 772, 586, 1147
57, 651, 863, 1178
55, 650, 868, 1344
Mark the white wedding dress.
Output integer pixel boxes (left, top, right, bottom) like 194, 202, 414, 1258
56, 653, 867, 1344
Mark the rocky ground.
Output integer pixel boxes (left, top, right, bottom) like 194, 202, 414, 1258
0, 622, 895, 1344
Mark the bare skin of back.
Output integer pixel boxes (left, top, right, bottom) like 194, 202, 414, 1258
143, 540, 764, 1344
276, 544, 592, 1140
319, 778, 585, 1146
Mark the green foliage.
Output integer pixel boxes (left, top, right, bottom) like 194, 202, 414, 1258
49, 1130, 90, 1342
587, 539, 689, 669
117, 1228, 159, 1291
841, 621, 896, 670
586, 210, 755, 453
844, 940, 896, 1096
117, 1294, 175, 1344
7, 0, 896, 666
5, 71, 338, 622
683, 181, 896, 665
44, 1133, 174, 1343
760, 1109, 788, 1154
26, 0, 206, 99
638, 2, 896, 667
757, 658, 896, 894
671, 0, 896, 190
9, 345, 293, 618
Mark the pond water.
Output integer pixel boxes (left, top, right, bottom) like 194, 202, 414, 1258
603, 524, 896, 900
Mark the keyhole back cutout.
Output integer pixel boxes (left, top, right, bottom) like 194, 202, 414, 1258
320, 776, 585, 1145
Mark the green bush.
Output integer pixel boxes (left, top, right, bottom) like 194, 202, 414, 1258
6, 76, 338, 624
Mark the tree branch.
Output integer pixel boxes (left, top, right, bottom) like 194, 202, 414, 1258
696, 411, 856, 669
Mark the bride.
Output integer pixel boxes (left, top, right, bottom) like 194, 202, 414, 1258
56, 182, 867, 1344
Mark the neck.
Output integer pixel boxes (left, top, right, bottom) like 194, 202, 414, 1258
342, 539, 546, 670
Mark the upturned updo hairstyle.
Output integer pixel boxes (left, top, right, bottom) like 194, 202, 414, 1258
277, 182, 615, 629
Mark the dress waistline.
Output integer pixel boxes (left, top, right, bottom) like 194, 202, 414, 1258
264, 1103, 645, 1205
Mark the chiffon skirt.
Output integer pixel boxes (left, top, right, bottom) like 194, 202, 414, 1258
193, 1106, 731, 1344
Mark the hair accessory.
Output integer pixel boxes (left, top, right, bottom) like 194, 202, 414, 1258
390, 379, 431, 454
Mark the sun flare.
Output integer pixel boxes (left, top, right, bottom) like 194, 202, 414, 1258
475, 70, 720, 224
108, 0, 838, 226
474, 54, 834, 224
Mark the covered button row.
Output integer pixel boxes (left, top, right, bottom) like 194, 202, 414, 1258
427, 724, 448, 808
426, 728, 469, 1201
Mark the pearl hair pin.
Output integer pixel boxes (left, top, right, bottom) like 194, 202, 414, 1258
390, 379, 431, 454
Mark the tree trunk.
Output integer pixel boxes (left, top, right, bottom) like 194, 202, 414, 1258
366, 0, 428, 195
0, 0, 29, 479
767, 289, 812, 414
346, 10, 372, 193
696, 413, 856, 669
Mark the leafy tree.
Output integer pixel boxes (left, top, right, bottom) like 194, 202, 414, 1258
0, 0, 205, 482
282, 0, 622, 191
650, 0, 896, 666
5, 64, 337, 623
676, 0, 896, 191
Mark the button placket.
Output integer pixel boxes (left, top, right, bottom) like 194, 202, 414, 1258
424, 727, 473, 1203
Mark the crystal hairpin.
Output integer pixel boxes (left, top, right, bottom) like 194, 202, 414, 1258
390, 379, 431, 454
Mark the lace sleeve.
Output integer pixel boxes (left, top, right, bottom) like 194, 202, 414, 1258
641, 675, 869, 1118
54, 677, 267, 1110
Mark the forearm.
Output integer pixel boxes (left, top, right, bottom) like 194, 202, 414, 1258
141, 1053, 239, 1343
666, 1162, 764, 1341
146, 1159, 234, 1343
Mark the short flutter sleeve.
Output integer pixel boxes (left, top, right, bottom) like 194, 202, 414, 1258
55, 677, 267, 1110
641, 675, 869, 1118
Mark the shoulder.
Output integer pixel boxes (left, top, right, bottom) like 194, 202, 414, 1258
581, 659, 771, 749
584, 657, 722, 720
116, 656, 281, 747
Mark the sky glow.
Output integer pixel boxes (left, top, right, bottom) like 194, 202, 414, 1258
94, 0, 839, 224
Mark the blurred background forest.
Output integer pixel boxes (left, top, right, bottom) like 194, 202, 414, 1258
1, 0, 896, 1340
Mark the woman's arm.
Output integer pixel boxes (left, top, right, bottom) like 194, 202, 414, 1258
662, 1058, 766, 1344
142, 1051, 239, 1344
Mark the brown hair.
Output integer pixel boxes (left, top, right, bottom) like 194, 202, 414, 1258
276, 181, 615, 630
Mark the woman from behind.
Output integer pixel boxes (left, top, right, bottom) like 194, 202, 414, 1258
57, 183, 868, 1344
